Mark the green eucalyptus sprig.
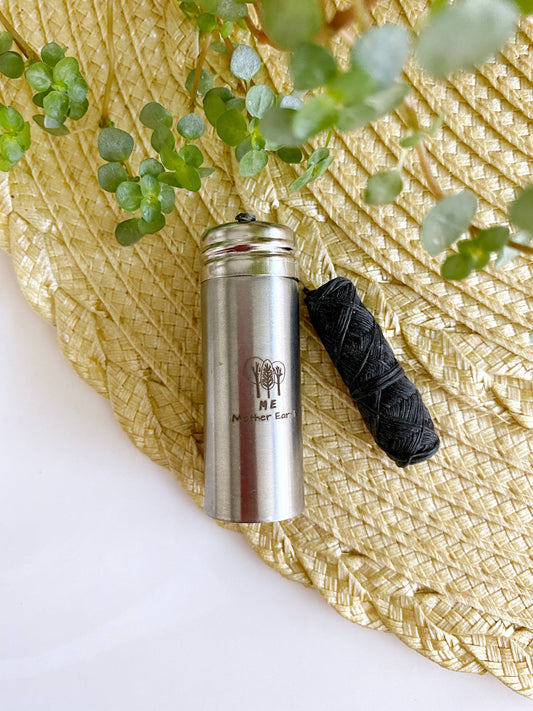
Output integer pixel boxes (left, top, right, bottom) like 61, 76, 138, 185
97, 102, 214, 245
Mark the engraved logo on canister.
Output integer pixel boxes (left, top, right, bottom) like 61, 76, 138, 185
244, 357, 286, 400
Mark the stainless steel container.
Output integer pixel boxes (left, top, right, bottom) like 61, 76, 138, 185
201, 214, 304, 523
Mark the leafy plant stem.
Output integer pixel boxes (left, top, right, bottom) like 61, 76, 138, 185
0, 8, 38, 60
190, 31, 211, 110
122, 158, 133, 178
507, 240, 533, 256
100, 0, 115, 128
415, 139, 444, 200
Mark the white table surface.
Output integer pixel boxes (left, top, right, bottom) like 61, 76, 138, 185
1, 248, 531, 711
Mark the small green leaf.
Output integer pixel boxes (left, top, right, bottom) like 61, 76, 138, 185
199, 0, 218, 12
417, 0, 518, 78
180, 1, 200, 17
279, 94, 304, 110
0, 51, 24, 78
177, 112, 205, 139
0, 134, 24, 163
352, 25, 410, 86
53, 56, 80, 86
238, 149, 268, 176
32, 114, 69, 135
289, 166, 314, 190
98, 162, 128, 192
421, 190, 478, 256
216, 0, 248, 22
290, 43, 337, 91
0, 32, 13, 55
17, 122, 30, 149
365, 169, 403, 204
277, 146, 303, 163
400, 131, 424, 148
210, 41, 229, 54
513, 0, 533, 12
475, 226, 510, 251
441, 253, 473, 280
509, 184, 533, 233
326, 65, 376, 106
235, 136, 253, 161
245, 85, 275, 118
293, 94, 338, 140
41, 42, 65, 66
260, 107, 300, 146
185, 68, 213, 97
261, 0, 322, 50
115, 218, 143, 246
336, 82, 409, 131
198, 166, 215, 178
139, 158, 165, 177
157, 171, 181, 187
158, 184, 176, 213
429, 113, 444, 135
68, 77, 88, 104
25, 62, 53, 91
220, 21, 234, 38
179, 144, 204, 167
495, 230, 532, 268
43, 90, 69, 124
0, 105, 24, 132
98, 127, 134, 161
139, 213, 166, 235
140, 102, 173, 129
457, 239, 491, 268
203, 90, 228, 127
151, 125, 175, 153
197, 13, 217, 33
68, 98, 89, 120
116, 181, 143, 211
311, 155, 334, 178
308, 147, 329, 165
216, 109, 248, 146
174, 158, 202, 191
230, 44, 261, 80
32, 90, 49, 108
140, 196, 162, 223
140, 173, 160, 197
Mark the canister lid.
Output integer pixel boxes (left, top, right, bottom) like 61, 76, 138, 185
200, 214, 298, 281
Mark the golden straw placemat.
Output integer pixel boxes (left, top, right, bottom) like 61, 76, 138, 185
2, 0, 533, 697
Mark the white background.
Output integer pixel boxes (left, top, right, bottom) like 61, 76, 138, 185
1, 249, 531, 711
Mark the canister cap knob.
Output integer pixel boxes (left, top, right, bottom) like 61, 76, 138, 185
235, 212, 256, 223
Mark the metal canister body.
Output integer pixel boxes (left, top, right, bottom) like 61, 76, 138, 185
201, 217, 304, 523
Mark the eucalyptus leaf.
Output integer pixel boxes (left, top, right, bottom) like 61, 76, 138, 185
495, 230, 532, 268
177, 113, 205, 139
260, 0, 322, 50
290, 43, 337, 91
32, 114, 70, 135
68, 98, 88, 120
277, 146, 303, 163
140, 102, 173, 129
203, 91, 228, 127
98, 162, 128, 192
0, 134, 23, 163
279, 94, 304, 110
210, 41, 230, 54
151, 125, 176, 153
0, 105, 24, 132
326, 65, 376, 106
197, 13, 217, 33
245, 85, 275, 118
293, 94, 338, 140
139, 158, 165, 177
0, 51, 24, 79
260, 107, 301, 146
216, 0, 249, 21
239, 148, 268, 177
43, 90, 69, 124
174, 158, 202, 191
216, 109, 248, 146
352, 25, 410, 86
179, 144, 204, 167
230, 45, 262, 80
185, 68, 213, 97
336, 82, 409, 131
41, 42, 65, 66
441, 253, 473, 280
417, 0, 518, 77
25, 62, 53, 92
140, 196, 162, 223
289, 166, 314, 190
311, 155, 334, 178
308, 147, 329, 165
509, 184, 533, 233
139, 213, 166, 235
115, 218, 143, 246
198, 166, 215, 178
400, 131, 424, 148
158, 184, 176, 213
475, 226, 510, 251
235, 136, 253, 161
0, 32, 13, 55
421, 189, 478, 256
98, 127, 134, 162
116, 180, 143, 211
365, 170, 403, 204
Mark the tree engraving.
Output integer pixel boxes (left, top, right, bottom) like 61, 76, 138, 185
272, 361, 286, 396
244, 357, 263, 398
260, 360, 275, 398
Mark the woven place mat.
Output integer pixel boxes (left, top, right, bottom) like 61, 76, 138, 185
2, 0, 533, 697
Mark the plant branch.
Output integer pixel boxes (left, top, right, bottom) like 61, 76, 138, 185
507, 240, 533, 256
100, 0, 115, 128
0, 8, 38, 60
190, 31, 211, 110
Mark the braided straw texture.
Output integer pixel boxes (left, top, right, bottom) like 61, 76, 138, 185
1, 0, 533, 697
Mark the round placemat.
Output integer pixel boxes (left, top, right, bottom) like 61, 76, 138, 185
1, 0, 533, 697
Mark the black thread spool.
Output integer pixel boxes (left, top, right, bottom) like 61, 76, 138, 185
304, 277, 440, 467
